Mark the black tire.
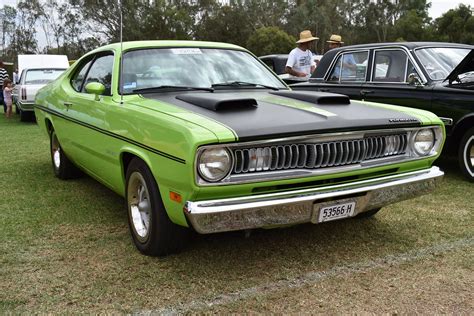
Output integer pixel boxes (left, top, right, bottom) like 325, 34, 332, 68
50, 130, 81, 179
126, 158, 188, 256
458, 127, 474, 182
356, 208, 381, 218
15, 103, 20, 115
20, 109, 30, 122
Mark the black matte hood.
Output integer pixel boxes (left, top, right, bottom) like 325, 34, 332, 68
142, 90, 422, 141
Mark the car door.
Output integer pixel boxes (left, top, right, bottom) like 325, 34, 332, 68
361, 48, 433, 113
63, 52, 117, 186
312, 50, 369, 99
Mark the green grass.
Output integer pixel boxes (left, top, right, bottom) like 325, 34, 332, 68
0, 112, 473, 313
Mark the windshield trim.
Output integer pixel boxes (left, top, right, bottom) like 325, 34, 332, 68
118, 47, 288, 95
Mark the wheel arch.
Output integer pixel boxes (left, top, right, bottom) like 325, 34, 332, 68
450, 114, 474, 152
45, 118, 54, 135
120, 149, 155, 188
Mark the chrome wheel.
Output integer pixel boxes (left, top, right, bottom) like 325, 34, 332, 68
127, 171, 152, 242
465, 135, 474, 177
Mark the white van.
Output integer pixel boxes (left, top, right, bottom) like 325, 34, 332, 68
14, 55, 69, 121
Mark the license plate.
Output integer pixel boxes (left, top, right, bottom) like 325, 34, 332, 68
318, 202, 356, 223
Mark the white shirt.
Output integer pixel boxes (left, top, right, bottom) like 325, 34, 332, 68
286, 47, 316, 78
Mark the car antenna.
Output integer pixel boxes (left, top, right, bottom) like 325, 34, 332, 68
119, 0, 124, 105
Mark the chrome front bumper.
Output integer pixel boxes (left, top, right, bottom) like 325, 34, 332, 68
184, 166, 444, 234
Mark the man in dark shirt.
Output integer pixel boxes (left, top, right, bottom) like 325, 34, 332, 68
0, 60, 10, 113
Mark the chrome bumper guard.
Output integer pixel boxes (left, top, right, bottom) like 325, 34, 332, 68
184, 166, 444, 234
17, 101, 35, 111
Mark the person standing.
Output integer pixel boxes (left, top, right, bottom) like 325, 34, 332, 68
3, 79, 13, 118
326, 34, 356, 79
285, 30, 318, 79
0, 60, 9, 114
13, 67, 19, 84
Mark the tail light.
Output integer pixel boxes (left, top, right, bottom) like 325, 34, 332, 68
21, 87, 27, 100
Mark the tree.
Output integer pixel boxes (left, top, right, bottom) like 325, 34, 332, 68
0, 5, 16, 57
246, 26, 296, 56
434, 4, 474, 43
393, 9, 427, 41
10, 0, 42, 54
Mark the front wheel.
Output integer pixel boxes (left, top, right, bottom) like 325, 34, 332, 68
458, 127, 474, 182
126, 158, 188, 256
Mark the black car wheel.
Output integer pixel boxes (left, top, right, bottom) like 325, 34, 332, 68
126, 158, 188, 256
50, 130, 81, 179
459, 127, 474, 182
20, 109, 30, 122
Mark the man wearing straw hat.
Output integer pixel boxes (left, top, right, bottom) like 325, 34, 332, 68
285, 30, 318, 79
327, 34, 345, 50
326, 34, 356, 78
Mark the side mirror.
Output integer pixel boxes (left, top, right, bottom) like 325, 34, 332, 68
85, 82, 105, 100
408, 73, 422, 86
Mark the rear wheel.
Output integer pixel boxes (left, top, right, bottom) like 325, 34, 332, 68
126, 158, 188, 256
50, 130, 81, 179
458, 127, 474, 182
20, 109, 30, 122
356, 208, 381, 218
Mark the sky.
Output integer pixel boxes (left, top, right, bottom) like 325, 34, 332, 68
0, 0, 472, 48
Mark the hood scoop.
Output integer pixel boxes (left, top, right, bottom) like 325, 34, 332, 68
270, 91, 350, 105
176, 93, 258, 111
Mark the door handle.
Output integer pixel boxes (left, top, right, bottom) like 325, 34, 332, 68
63, 102, 72, 108
319, 88, 330, 92
360, 90, 374, 95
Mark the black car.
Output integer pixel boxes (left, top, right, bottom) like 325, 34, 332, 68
292, 42, 474, 181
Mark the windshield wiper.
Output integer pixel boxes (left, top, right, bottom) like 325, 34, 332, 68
133, 85, 214, 93
211, 81, 280, 91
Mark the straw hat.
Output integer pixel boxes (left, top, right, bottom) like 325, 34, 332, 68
296, 30, 319, 43
326, 34, 344, 44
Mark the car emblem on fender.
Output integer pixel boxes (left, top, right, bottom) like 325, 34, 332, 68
388, 118, 419, 123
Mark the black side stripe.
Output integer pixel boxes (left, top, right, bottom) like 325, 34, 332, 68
35, 104, 186, 164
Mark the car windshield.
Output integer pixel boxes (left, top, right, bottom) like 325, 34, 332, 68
25, 69, 65, 84
415, 47, 470, 80
121, 48, 286, 94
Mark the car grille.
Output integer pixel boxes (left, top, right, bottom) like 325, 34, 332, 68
232, 133, 408, 174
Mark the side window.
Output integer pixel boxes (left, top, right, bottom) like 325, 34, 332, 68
373, 50, 408, 83
262, 59, 275, 72
82, 54, 114, 95
328, 51, 368, 82
71, 59, 93, 92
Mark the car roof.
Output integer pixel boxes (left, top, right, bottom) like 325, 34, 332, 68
91, 40, 247, 53
260, 54, 289, 60
328, 42, 473, 52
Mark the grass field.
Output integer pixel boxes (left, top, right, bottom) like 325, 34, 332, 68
0, 112, 473, 313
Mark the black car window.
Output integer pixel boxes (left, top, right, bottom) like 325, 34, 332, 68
328, 51, 368, 82
373, 50, 408, 83
71, 59, 93, 92
82, 54, 114, 95
262, 59, 275, 72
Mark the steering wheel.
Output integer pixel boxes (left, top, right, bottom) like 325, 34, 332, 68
429, 69, 448, 79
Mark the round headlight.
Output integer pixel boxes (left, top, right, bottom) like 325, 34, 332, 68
413, 129, 435, 156
198, 148, 232, 182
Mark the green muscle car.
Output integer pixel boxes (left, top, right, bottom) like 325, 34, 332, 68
35, 41, 445, 256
